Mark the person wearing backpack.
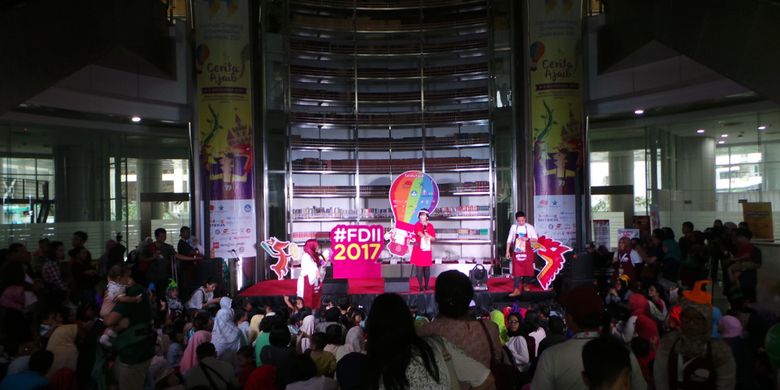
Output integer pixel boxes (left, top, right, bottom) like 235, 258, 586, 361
184, 342, 240, 390
653, 282, 736, 390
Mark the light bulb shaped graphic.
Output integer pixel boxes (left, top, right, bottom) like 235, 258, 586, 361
386, 171, 439, 257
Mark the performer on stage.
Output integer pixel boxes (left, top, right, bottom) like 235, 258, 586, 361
410, 209, 436, 292
297, 239, 322, 308
505, 211, 538, 297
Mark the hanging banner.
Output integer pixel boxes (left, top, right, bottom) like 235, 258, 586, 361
742, 202, 774, 240
194, 0, 257, 259
529, 0, 584, 247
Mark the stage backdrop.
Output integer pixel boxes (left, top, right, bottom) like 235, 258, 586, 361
194, 0, 257, 264
528, 0, 584, 248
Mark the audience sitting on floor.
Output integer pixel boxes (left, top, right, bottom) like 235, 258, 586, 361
0, 219, 776, 390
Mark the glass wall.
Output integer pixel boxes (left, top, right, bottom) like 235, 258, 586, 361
0, 122, 192, 255
589, 109, 780, 246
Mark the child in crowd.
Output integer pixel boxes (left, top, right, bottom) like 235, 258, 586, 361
99, 265, 142, 346
166, 281, 184, 324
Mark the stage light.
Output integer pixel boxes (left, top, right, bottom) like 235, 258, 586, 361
696, 129, 705, 134
633, 109, 644, 115
131, 116, 142, 123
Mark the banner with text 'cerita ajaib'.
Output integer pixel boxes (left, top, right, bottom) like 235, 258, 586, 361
194, 0, 257, 261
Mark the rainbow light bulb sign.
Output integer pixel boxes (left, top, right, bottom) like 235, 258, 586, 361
387, 171, 439, 257
329, 225, 385, 278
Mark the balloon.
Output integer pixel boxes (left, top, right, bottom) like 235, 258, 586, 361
196, 45, 210, 65
767, 324, 780, 369
389, 170, 439, 232
530, 41, 545, 70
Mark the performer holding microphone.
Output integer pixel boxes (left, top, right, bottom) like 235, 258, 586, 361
505, 211, 537, 297
410, 209, 436, 292
297, 239, 323, 308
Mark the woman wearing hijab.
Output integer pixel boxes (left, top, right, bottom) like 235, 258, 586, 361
297, 314, 316, 353
410, 209, 436, 292
345, 324, 365, 354
297, 239, 322, 308
490, 310, 508, 344
654, 289, 735, 390
46, 324, 79, 376
180, 330, 211, 375
211, 297, 241, 358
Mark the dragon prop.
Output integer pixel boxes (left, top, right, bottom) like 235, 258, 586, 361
531, 235, 573, 290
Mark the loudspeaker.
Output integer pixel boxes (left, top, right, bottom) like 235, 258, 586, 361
322, 279, 348, 295
384, 277, 410, 293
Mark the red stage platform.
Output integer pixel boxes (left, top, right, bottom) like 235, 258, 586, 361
239, 277, 548, 297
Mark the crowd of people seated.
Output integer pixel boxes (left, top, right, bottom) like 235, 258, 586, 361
0, 219, 776, 389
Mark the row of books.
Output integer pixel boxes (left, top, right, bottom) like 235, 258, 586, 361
293, 181, 490, 196
292, 206, 491, 220
290, 133, 489, 149
292, 157, 488, 172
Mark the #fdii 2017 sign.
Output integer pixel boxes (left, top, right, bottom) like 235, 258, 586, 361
329, 225, 385, 278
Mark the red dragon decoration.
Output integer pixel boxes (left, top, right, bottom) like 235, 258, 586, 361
531, 235, 573, 290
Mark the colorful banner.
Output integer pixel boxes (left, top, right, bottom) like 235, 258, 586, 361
534, 195, 577, 246
529, 0, 584, 247
742, 202, 774, 240
593, 219, 610, 249
387, 171, 439, 257
389, 171, 440, 231
194, 0, 257, 259
329, 225, 385, 279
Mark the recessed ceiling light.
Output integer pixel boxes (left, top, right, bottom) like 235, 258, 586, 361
720, 134, 728, 138
634, 109, 644, 115
718, 140, 725, 144
758, 125, 767, 130
696, 129, 705, 134
131, 116, 142, 123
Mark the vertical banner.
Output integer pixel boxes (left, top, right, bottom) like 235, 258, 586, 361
742, 202, 774, 240
529, 0, 584, 247
194, 0, 257, 262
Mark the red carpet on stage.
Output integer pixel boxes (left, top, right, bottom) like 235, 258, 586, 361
239, 277, 546, 297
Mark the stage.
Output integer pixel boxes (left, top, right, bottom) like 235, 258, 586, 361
239, 277, 556, 314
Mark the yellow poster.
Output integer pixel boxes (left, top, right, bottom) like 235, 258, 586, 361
529, 0, 584, 246
742, 202, 774, 240
194, 0, 254, 202
193, 0, 256, 259
529, 0, 584, 197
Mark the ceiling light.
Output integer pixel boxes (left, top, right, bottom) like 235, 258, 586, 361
718, 140, 725, 144
131, 116, 142, 123
633, 109, 644, 115
696, 129, 705, 134
758, 125, 767, 130
720, 134, 728, 138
